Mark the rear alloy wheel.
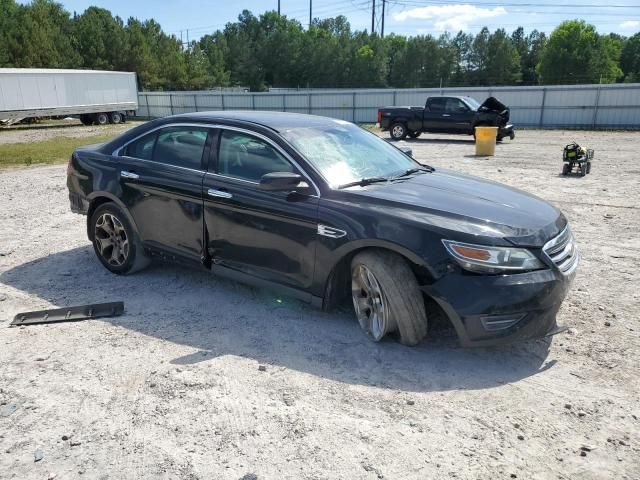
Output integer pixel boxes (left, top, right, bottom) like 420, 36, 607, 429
96, 112, 109, 126
109, 112, 122, 124
351, 250, 427, 345
90, 203, 149, 275
390, 123, 407, 141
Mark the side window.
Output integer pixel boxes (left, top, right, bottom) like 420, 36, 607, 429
428, 98, 446, 112
123, 133, 156, 160
445, 98, 469, 113
152, 126, 209, 170
218, 130, 294, 182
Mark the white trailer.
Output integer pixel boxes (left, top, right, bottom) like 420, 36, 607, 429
0, 68, 138, 126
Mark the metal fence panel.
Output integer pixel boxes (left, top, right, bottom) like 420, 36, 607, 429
138, 83, 640, 128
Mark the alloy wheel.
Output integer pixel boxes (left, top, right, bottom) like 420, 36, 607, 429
94, 213, 129, 267
352, 264, 392, 341
392, 125, 405, 139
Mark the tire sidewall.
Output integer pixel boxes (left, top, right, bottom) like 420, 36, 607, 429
110, 112, 122, 124
90, 203, 141, 275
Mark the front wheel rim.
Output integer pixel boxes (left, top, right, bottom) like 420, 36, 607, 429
94, 213, 129, 267
352, 265, 391, 341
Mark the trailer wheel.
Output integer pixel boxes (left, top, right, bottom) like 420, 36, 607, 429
390, 123, 407, 141
80, 114, 93, 126
96, 113, 109, 126
109, 112, 122, 124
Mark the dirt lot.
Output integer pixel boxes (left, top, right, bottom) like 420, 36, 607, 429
1, 125, 639, 480
0, 119, 143, 145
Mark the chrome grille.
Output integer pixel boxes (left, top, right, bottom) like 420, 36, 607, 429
543, 225, 579, 275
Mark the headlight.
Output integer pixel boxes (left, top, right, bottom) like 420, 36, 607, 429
442, 240, 545, 274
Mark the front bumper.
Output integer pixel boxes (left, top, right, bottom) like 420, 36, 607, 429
422, 266, 575, 347
499, 124, 515, 138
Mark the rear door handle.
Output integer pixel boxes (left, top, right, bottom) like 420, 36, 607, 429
121, 171, 139, 179
207, 188, 233, 199
442, 114, 451, 117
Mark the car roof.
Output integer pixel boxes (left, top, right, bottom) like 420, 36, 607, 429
173, 110, 348, 132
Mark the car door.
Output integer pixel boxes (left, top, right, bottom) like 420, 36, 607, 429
202, 127, 320, 291
423, 97, 447, 131
443, 98, 475, 133
117, 124, 212, 262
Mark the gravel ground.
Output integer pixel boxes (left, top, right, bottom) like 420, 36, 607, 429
0, 126, 639, 480
0, 119, 144, 145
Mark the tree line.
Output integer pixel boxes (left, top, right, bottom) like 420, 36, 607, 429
1, 0, 639, 91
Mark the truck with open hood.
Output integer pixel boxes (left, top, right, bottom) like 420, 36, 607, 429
378, 95, 515, 141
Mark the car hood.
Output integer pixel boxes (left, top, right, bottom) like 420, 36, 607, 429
345, 168, 564, 247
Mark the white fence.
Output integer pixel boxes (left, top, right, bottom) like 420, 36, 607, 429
137, 83, 640, 129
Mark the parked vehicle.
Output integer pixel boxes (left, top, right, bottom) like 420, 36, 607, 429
0, 68, 137, 126
67, 111, 577, 347
378, 96, 515, 141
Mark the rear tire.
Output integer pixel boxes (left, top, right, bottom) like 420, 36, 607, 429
96, 112, 109, 126
586, 161, 592, 174
562, 163, 570, 175
351, 250, 427, 346
580, 163, 587, 177
90, 202, 150, 275
109, 112, 122, 124
390, 123, 407, 141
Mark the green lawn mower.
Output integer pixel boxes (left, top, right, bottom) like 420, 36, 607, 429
562, 142, 594, 176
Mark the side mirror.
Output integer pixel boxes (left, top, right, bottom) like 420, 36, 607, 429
399, 146, 413, 157
259, 172, 305, 191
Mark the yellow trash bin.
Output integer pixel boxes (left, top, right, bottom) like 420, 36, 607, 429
475, 126, 498, 156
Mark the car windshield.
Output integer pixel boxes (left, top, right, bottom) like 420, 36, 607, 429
281, 122, 419, 188
464, 97, 481, 110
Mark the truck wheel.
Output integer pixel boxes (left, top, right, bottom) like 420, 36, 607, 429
90, 202, 150, 275
407, 131, 421, 139
562, 163, 570, 175
109, 112, 122, 124
96, 113, 109, 126
80, 114, 93, 126
351, 249, 427, 346
390, 123, 407, 141
586, 161, 592, 174
579, 163, 587, 177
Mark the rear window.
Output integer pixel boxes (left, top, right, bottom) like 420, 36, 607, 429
122, 126, 209, 170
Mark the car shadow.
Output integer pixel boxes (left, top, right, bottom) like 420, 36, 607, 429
0, 246, 555, 393
403, 137, 475, 145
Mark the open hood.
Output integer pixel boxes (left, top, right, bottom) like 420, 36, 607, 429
478, 96, 508, 115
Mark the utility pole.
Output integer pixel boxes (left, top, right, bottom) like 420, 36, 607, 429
309, 0, 312, 26
371, 0, 375, 34
381, 0, 385, 37
278, 0, 280, 15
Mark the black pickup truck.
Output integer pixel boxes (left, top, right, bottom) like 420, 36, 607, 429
378, 96, 515, 141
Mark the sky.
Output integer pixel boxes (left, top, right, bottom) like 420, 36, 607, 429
39, 0, 640, 38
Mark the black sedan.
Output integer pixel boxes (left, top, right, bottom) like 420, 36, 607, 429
67, 111, 578, 347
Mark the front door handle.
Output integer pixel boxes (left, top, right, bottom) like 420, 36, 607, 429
442, 114, 451, 117
207, 188, 233, 199
121, 170, 139, 179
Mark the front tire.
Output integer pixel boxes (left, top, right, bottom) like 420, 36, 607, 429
390, 123, 407, 141
90, 203, 149, 275
95, 112, 109, 126
351, 250, 427, 346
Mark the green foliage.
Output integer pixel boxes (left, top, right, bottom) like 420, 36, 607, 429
0, 2, 636, 90
537, 20, 622, 84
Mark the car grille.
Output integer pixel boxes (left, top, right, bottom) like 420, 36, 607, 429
543, 225, 579, 275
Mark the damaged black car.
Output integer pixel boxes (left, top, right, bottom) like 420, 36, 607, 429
67, 111, 576, 347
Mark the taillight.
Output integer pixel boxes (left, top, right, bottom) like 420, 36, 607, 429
377, 111, 382, 123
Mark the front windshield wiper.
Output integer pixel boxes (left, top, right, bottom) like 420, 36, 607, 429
337, 176, 389, 189
391, 166, 435, 180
